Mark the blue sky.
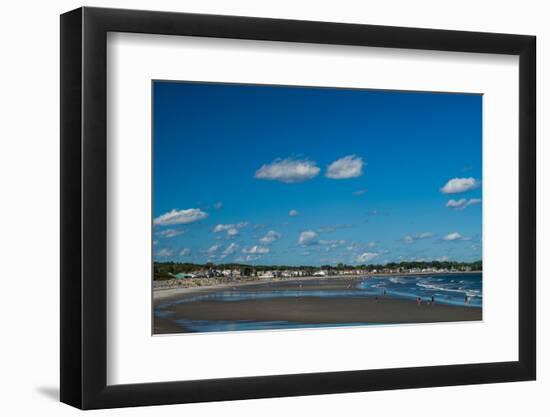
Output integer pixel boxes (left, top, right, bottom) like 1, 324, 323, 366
153, 81, 482, 266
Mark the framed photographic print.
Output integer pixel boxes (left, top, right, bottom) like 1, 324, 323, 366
60, 7, 536, 409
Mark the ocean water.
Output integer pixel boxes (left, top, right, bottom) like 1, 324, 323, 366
357, 273, 482, 307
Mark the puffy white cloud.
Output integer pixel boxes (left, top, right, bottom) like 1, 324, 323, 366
356, 252, 379, 263
222, 243, 239, 255
446, 198, 481, 210
326, 155, 364, 179
402, 232, 433, 244
154, 208, 208, 226
155, 248, 173, 258
440, 177, 479, 194
353, 189, 368, 196
227, 228, 239, 237
179, 248, 191, 256
213, 222, 248, 237
242, 245, 270, 254
317, 224, 354, 233
254, 158, 320, 183
298, 230, 319, 246
260, 230, 281, 244
443, 232, 469, 241
207, 244, 219, 253
213, 224, 232, 232
319, 239, 346, 249
157, 229, 184, 238
288, 209, 299, 217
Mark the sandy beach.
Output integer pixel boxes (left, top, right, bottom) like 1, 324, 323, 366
154, 277, 482, 334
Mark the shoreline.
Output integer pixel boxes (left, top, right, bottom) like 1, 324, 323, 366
153, 270, 482, 300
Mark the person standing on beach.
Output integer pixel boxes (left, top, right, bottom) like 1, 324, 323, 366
416, 296, 421, 305
431, 295, 435, 304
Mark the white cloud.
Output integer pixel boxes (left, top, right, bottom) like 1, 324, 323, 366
402, 232, 433, 244
155, 248, 173, 258
157, 229, 184, 238
213, 224, 232, 232
288, 209, 299, 217
353, 189, 368, 196
213, 222, 248, 237
440, 177, 479, 194
242, 245, 270, 254
254, 158, 320, 183
154, 208, 208, 226
298, 230, 319, 246
326, 155, 364, 179
319, 239, 346, 249
317, 224, 354, 233
214, 201, 223, 209
446, 198, 481, 210
207, 244, 219, 253
260, 230, 281, 244
179, 248, 191, 256
356, 252, 379, 263
222, 243, 239, 255
443, 232, 469, 241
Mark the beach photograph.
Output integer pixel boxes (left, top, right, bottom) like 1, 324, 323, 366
152, 81, 482, 334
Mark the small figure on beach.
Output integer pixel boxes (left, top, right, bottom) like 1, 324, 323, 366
416, 296, 421, 305
431, 295, 435, 304
383, 288, 387, 297
464, 295, 469, 305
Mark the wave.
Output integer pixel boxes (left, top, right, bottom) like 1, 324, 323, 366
416, 282, 481, 297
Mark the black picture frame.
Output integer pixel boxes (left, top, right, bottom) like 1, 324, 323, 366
60, 6, 536, 410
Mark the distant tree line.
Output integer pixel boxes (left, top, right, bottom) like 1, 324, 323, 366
153, 260, 482, 280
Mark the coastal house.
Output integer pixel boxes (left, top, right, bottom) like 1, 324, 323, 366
258, 271, 275, 279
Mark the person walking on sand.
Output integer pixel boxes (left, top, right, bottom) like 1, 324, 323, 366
431, 295, 435, 304
416, 296, 421, 305
464, 295, 469, 305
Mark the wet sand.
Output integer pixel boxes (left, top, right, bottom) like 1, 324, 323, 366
154, 278, 482, 334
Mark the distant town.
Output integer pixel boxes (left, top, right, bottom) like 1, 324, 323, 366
154, 260, 482, 283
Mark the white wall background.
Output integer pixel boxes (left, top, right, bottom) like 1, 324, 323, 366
0, 0, 545, 415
